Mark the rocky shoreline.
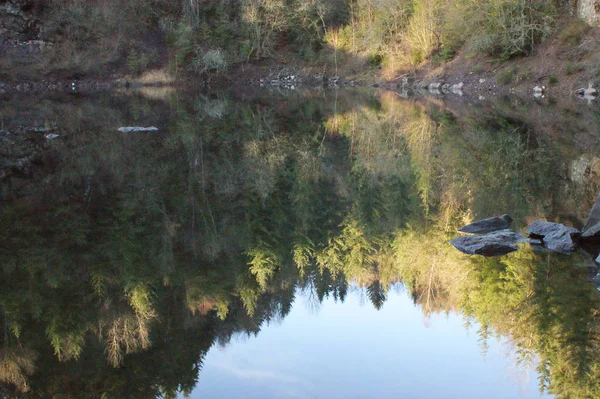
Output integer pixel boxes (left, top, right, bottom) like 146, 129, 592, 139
1, 65, 599, 105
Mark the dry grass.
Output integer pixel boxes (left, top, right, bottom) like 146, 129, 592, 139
136, 69, 175, 84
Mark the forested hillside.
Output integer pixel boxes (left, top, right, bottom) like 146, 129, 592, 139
0, 0, 597, 88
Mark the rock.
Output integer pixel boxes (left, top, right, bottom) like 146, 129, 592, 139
118, 126, 159, 133
26, 126, 56, 133
402, 76, 415, 86
458, 214, 513, 234
533, 86, 545, 98
429, 82, 442, 90
527, 222, 579, 254
450, 229, 523, 256
576, 83, 597, 97
45, 133, 59, 139
582, 193, 600, 238
451, 82, 464, 96
578, 1, 600, 26
596, 253, 600, 263
479, 78, 486, 84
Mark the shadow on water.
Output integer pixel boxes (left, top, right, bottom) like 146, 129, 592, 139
1, 88, 600, 398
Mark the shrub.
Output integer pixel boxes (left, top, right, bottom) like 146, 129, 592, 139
559, 19, 591, 46
193, 48, 228, 73
459, 0, 554, 60
126, 50, 150, 76
547, 75, 558, 85
367, 53, 384, 67
498, 68, 516, 85
566, 62, 584, 75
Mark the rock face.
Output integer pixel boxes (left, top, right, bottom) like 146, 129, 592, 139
578, 0, 600, 25
450, 229, 523, 257
527, 222, 579, 254
458, 214, 512, 234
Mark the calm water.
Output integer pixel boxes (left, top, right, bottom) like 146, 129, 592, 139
1, 88, 600, 398
192, 287, 549, 399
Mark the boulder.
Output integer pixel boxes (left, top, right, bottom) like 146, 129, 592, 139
582, 193, 600, 238
450, 229, 523, 257
458, 214, 512, 234
527, 222, 579, 254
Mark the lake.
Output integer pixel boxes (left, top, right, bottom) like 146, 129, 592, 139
1, 87, 599, 398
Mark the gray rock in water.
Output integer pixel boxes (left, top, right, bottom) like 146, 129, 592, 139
450, 229, 523, 257
596, 253, 600, 264
458, 214, 512, 234
118, 126, 159, 133
581, 193, 600, 238
527, 222, 579, 254
576, 83, 597, 97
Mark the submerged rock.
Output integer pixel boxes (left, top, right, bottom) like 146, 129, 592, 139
458, 214, 512, 234
527, 222, 579, 254
118, 126, 159, 133
450, 229, 523, 257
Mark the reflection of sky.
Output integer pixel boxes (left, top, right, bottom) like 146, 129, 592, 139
187, 287, 551, 399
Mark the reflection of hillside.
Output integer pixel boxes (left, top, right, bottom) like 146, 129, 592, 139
0, 90, 600, 397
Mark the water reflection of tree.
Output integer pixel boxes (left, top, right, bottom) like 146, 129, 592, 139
1, 91, 600, 397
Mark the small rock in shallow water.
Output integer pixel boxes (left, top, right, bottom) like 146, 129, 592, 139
527, 221, 579, 254
458, 214, 512, 234
118, 126, 159, 133
45, 134, 59, 139
450, 229, 523, 257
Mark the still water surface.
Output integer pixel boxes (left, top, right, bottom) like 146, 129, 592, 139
194, 287, 549, 399
1, 88, 600, 398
